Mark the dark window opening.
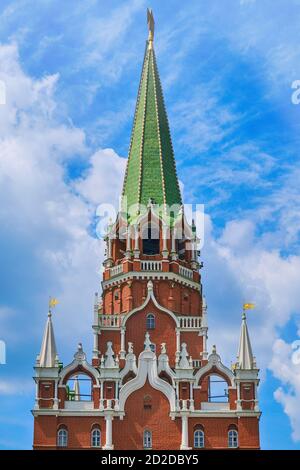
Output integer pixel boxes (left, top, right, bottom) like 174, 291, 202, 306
143, 395, 152, 410
143, 226, 160, 255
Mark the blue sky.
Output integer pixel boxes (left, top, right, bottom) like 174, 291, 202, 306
0, 0, 300, 449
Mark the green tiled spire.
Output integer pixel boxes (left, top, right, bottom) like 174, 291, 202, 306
122, 15, 182, 216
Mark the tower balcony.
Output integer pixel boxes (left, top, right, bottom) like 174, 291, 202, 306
99, 314, 124, 329
178, 316, 202, 330
178, 265, 193, 280
141, 260, 162, 271
99, 398, 119, 411
110, 264, 123, 278
107, 259, 197, 282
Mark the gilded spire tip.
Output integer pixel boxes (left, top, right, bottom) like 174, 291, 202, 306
147, 8, 154, 48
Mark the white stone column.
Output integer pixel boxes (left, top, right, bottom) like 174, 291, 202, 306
191, 238, 198, 270
176, 329, 180, 354
103, 413, 114, 450
108, 237, 112, 259
189, 382, 193, 399
236, 380, 242, 411
120, 327, 126, 359
162, 224, 169, 258
171, 228, 178, 260
254, 381, 259, 411
115, 380, 119, 400
133, 225, 140, 258
126, 227, 131, 258
180, 413, 191, 450
53, 380, 59, 410
201, 329, 208, 360
176, 381, 179, 400
92, 329, 99, 359
35, 381, 39, 409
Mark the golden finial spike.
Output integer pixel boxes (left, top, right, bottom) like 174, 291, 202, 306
49, 296, 59, 314
147, 8, 155, 48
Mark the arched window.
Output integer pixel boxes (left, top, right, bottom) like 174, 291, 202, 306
91, 428, 101, 448
228, 429, 238, 448
142, 224, 160, 255
146, 314, 155, 330
143, 430, 152, 449
194, 429, 205, 449
208, 374, 229, 403
57, 428, 68, 448
66, 373, 93, 402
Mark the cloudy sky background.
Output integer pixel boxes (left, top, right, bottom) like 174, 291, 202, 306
0, 0, 300, 449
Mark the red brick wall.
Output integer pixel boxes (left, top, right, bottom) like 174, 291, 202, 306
238, 417, 260, 448
124, 299, 177, 362
113, 382, 181, 450
188, 416, 260, 449
103, 278, 202, 316
38, 381, 54, 408
33, 416, 106, 449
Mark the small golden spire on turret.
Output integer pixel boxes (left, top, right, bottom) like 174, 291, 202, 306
147, 8, 155, 49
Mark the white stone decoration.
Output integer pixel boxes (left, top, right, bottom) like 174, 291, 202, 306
58, 343, 100, 387
144, 332, 152, 351
119, 348, 176, 413
104, 341, 118, 368
178, 343, 191, 369
194, 345, 235, 387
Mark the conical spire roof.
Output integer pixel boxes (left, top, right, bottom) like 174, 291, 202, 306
39, 312, 58, 368
122, 10, 182, 215
237, 312, 254, 370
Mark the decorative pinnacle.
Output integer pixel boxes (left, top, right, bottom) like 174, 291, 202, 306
147, 8, 155, 47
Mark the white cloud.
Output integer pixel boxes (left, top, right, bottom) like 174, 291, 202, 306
0, 8, 300, 444
200, 214, 300, 440
271, 338, 300, 441
0, 42, 124, 357
74, 148, 126, 207
0, 379, 33, 396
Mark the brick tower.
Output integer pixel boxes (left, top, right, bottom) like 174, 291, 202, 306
32, 10, 261, 450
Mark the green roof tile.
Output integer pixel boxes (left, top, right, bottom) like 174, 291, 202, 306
122, 38, 182, 219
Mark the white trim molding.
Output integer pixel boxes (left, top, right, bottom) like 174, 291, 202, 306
194, 347, 235, 388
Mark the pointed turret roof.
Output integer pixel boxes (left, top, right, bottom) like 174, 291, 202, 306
237, 312, 254, 370
38, 312, 58, 368
122, 10, 182, 215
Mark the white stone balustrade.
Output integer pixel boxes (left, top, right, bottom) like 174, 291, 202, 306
141, 260, 162, 271
110, 264, 123, 277
176, 399, 195, 412
98, 315, 123, 328
179, 266, 193, 280
99, 398, 119, 411
178, 316, 202, 329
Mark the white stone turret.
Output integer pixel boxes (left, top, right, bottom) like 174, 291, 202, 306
236, 312, 255, 370
37, 311, 59, 368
